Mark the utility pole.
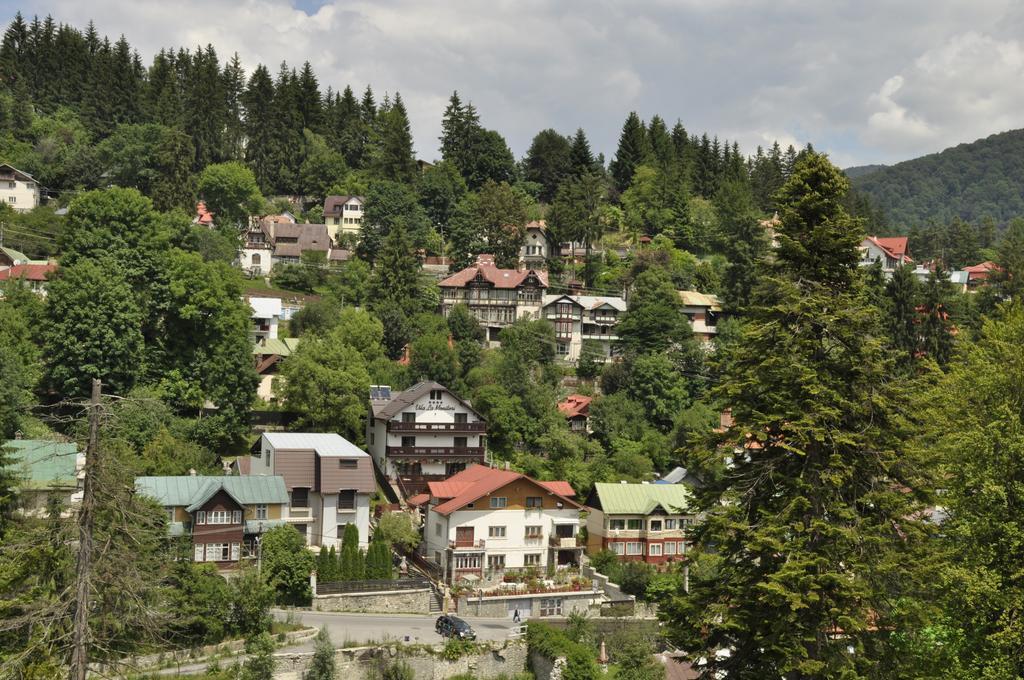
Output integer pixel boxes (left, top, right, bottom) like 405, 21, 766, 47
69, 379, 101, 680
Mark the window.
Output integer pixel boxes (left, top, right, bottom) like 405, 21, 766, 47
525, 526, 542, 538
610, 542, 624, 555
333, 217, 339, 225
231, 543, 240, 561
649, 520, 662, 531
664, 519, 677, 530
626, 542, 643, 555
649, 543, 663, 556
251, 253, 261, 265
626, 519, 643, 530
194, 544, 204, 561
338, 459, 358, 469
195, 511, 206, 524
402, 412, 416, 423
556, 342, 569, 355
540, 598, 563, 617
429, 389, 443, 401
525, 553, 542, 566
609, 519, 625, 531
455, 554, 480, 569
526, 497, 542, 508
165, 507, 175, 523
7, 196, 14, 203
255, 504, 268, 520
338, 490, 356, 510
401, 436, 416, 448
664, 542, 676, 555
490, 497, 508, 509
488, 526, 507, 538
434, 522, 442, 536
336, 523, 347, 540
205, 543, 231, 561
207, 510, 231, 524
370, 432, 375, 445
233, 510, 242, 524
487, 554, 506, 571
292, 488, 309, 508
454, 413, 468, 424
454, 436, 467, 448
7, 181, 14, 188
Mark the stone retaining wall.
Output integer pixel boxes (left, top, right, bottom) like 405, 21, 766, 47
455, 590, 597, 618
274, 640, 528, 680
313, 588, 432, 614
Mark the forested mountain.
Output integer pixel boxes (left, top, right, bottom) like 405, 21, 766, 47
850, 128, 1024, 227
843, 163, 886, 179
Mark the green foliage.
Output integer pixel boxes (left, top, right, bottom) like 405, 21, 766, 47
0, 295, 41, 440
58, 187, 163, 276
260, 525, 314, 605
884, 264, 920, 370
523, 128, 572, 203
339, 523, 365, 581
562, 646, 601, 680
229, 567, 275, 638
359, 180, 430, 262
242, 632, 276, 680
418, 160, 468, 230
852, 128, 1024, 225
43, 259, 145, 397
365, 539, 393, 579
374, 511, 421, 553
409, 333, 458, 385
96, 123, 196, 211
441, 638, 477, 661
447, 303, 484, 343
304, 627, 336, 680
197, 161, 264, 229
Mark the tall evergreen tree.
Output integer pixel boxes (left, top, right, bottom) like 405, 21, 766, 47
917, 269, 956, 368
295, 61, 322, 133
662, 152, 933, 678
523, 128, 573, 203
568, 128, 597, 178
222, 53, 246, 161
609, 111, 650, 192
368, 92, 417, 184
884, 264, 920, 370
242, 64, 276, 192
715, 177, 767, 311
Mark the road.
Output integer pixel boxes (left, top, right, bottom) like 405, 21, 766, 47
271, 609, 518, 648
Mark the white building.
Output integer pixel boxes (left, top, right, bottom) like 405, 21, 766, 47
367, 382, 487, 498
678, 291, 723, 344
0, 163, 40, 213
520, 221, 552, 268
859, 236, 912, 277
241, 433, 375, 549
417, 464, 583, 584
541, 293, 626, 363
324, 195, 365, 241
249, 296, 282, 343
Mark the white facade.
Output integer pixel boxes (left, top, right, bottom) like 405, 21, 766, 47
0, 165, 40, 213
424, 505, 581, 580
368, 384, 487, 488
520, 224, 550, 266
541, 294, 625, 363
858, 237, 911, 277
326, 197, 364, 241
241, 247, 272, 277
678, 291, 722, 344
249, 296, 282, 342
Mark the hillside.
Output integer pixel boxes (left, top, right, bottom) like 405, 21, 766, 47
843, 164, 887, 180
851, 128, 1024, 227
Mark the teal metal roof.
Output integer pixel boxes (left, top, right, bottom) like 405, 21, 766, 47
253, 337, 301, 357
3, 439, 80, 489
135, 475, 288, 509
0, 246, 30, 264
245, 519, 286, 533
591, 482, 692, 515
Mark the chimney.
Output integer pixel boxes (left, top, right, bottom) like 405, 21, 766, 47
505, 461, 510, 471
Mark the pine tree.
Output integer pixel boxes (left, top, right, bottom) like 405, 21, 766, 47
715, 177, 767, 311
296, 61, 322, 133
568, 128, 596, 178
917, 269, 956, 368
369, 219, 421, 317
334, 85, 366, 168
316, 546, 330, 581
884, 263, 920, 370
222, 53, 246, 161
523, 128, 572, 203
269, 62, 304, 194
242, 64, 276, 192
609, 111, 650, 192
339, 523, 364, 581
662, 152, 933, 678
183, 45, 226, 169
647, 114, 673, 167
369, 92, 417, 184
325, 545, 338, 581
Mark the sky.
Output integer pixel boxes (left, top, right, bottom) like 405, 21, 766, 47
8, 0, 1024, 168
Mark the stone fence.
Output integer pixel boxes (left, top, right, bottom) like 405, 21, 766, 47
273, 639, 528, 680
313, 587, 433, 614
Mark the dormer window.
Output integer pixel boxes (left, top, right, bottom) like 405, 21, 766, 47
429, 389, 443, 401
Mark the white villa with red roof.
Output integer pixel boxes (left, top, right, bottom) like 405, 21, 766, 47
439, 254, 548, 344
859, 235, 912, 276
415, 464, 583, 584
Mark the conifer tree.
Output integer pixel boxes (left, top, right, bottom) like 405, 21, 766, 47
662, 152, 932, 678
296, 61, 322, 133
242, 64, 276, 192
524, 128, 572, 203
609, 111, 650, 192
222, 53, 246, 160
369, 92, 417, 184
715, 177, 767, 311
334, 85, 366, 168
647, 114, 673, 167
568, 128, 597, 178
917, 269, 956, 368
339, 523, 364, 581
884, 263, 920, 370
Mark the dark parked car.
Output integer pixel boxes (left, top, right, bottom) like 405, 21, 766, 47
435, 615, 476, 640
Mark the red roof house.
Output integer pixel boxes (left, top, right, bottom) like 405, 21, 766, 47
558, 394, 592, 433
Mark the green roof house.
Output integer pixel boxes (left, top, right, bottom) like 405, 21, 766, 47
2, 438, 83, 516
135, 475, 290, 567
584, 482, 696, 567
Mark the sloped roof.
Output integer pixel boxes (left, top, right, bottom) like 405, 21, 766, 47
558, 394, 592, 419
262, 432, 367, 458
2, 439, 80, 489
963, 260, 1000, 274
0, 246, 30, 264
429, 464, 578, 516
135, 475, 288, 508
273, 223, 331, 253
323, 195, 364, 215
370, 381, 482, 422
249, 296, 283, 319
253, 337, 301, 357
0, 163, 36, 182
864, 236, 911, 262
439, 255, 549, 290
0, 263, 57, 282
589, 482, 691, 515
542, 294, 626, 312
538, 480, 576, 497
677, 290, 722, 311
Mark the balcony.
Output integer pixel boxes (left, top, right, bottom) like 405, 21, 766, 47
449, 538, 486, 551
387, 421, 487, 434
549, 536, 585, 549
286, 507, 313, 522
386, 446, 485, 460
581, 332, 616, 341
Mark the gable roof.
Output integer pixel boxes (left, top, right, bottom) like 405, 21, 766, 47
135, 475, 288, 509
0, 163, 36, 182
864, 236, 911, 262
589, 482, 692, 515
428, 464, 579, 516
558, 394, 592, 419
542, 294, 627, 312
439, 255, 549, 290
0, 263, 57, 282
253, 337, 301, 357
323, 195, 364, 215
273, 223, 331, 255
249, 296, 283, 319
2, 439, 80, 489
0, 246, 30, 265
677, 290, 722, 311
261, 432, 368, 458
963, 260, 1000, 274
370, 381, 483, 422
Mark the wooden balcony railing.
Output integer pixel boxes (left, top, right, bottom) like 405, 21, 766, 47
386, 446, 485, 460
387, 421, 487, 433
